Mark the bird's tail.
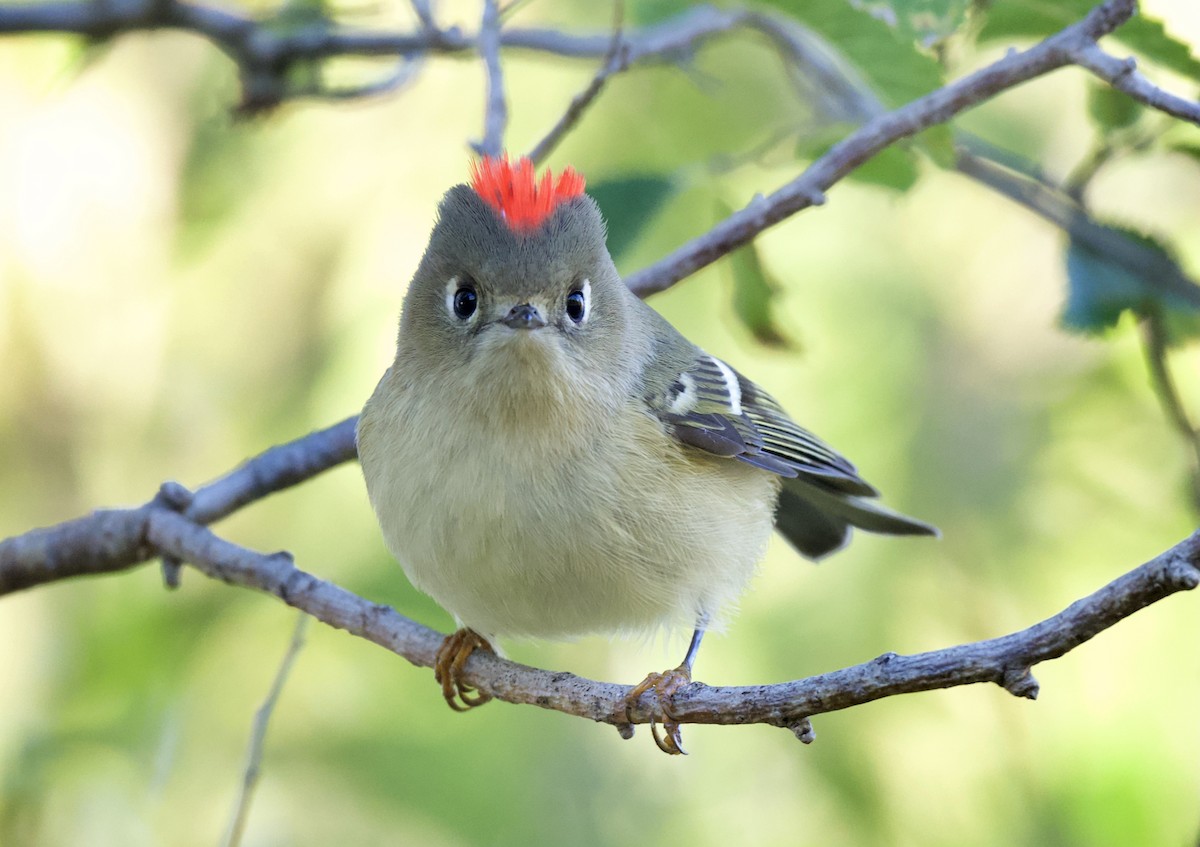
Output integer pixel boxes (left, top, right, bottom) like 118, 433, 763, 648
775, 477, 938, 561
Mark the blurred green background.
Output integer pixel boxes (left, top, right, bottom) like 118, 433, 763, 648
2, 0, 1200, 844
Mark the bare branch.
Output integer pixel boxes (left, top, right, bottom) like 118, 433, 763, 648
1071, 43, 1200, 127
136, 508, 1200, 739
473, 0, 507, 157
3, 418, 1198, 744
221, 612, 309, 847
624, 0, 1139, 297
408, 0, 434, 33
526, 0, 626, 166
0, 417, 357, 596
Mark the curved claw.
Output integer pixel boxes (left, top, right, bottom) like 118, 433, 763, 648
624, 664, 693, 756
434, 628, 494, 711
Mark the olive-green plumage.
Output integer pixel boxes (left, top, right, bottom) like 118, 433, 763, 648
357, 178, 936, 644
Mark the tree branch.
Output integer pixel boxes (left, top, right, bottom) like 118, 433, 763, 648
526, 0, 626, 167
221, 611, 308, 847
8, 494, 1192, 744
624, 0, 1139, 296
0, 417, 356, 595
1071, 43, 1200, 127
1142, 311, 1200, 510
473, 0, 508, 158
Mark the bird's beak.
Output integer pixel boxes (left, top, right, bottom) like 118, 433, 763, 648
500, 303, 547, 330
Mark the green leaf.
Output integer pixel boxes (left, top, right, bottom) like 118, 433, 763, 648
1063, 238, 1147, 334
588, 176, 677, 261
729, 238, 795, 348
918, 124, 958, 169
764, 0, 946, 107
1062, 227, 1200, 345
867, 0, 972, 46
716, 200, 794, 348
1115, 15, 1200, 84
1087, 82, 1144, 132
797, 123, 921, 191
978, 1, 1200, 85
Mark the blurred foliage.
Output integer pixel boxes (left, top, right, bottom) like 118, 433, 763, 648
1, 1, 1200, 846
1063, 226, 1200, 342
586, 175, 678, 262
977, 0, 1200, 82
718, 200, 795, 348
1086, 82, 1145, 132
766, 0, 945, 106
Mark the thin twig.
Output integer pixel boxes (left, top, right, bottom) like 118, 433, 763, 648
473, 0, 507, 157
1071, 43, 1200, 128
221, 611, 310, 847
1142, 312, 1200, 511
408, 0, 434, 32
526, 0, 626, 166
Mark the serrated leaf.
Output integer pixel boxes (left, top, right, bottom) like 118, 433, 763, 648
1087, 82, 1143, 131
978, 1, 1200, 85
797, 124, 921, 190
1114, 15, 1200, 84
1063, 226, 1200, 345
588, 176, 676, 262
764, 0, 946, 107
1063, 238, 1147, 333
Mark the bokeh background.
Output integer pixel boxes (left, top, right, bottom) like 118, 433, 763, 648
2, 1, 1200, 844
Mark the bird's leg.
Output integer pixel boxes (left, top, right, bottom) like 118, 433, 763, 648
625, 622, 706, 755
434, 628, 494, 711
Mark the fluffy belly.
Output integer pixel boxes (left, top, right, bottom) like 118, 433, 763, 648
360, 392, 778, 639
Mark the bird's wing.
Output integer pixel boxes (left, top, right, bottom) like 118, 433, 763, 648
645, 352, 877, 496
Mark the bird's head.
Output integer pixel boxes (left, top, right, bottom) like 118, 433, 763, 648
397, 156, 639, 417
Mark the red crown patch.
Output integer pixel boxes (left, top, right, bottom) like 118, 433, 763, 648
469, 155, 586, 232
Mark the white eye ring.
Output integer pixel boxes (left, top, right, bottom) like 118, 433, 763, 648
444, 276, 479, 321
565, 279, 590, 324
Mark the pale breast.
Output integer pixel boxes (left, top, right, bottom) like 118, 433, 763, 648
359, 369, 779, 639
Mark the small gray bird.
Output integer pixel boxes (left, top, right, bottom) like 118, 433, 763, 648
357, 156, 936, 754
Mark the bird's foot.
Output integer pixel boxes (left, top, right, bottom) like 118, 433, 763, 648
625, 664, 693, 755
434, 628, 494, 711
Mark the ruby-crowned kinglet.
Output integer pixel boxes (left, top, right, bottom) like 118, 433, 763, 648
357, 156, 937, 754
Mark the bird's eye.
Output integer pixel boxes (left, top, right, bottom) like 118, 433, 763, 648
565, 288, 587, 323
452, 285, 478, 319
